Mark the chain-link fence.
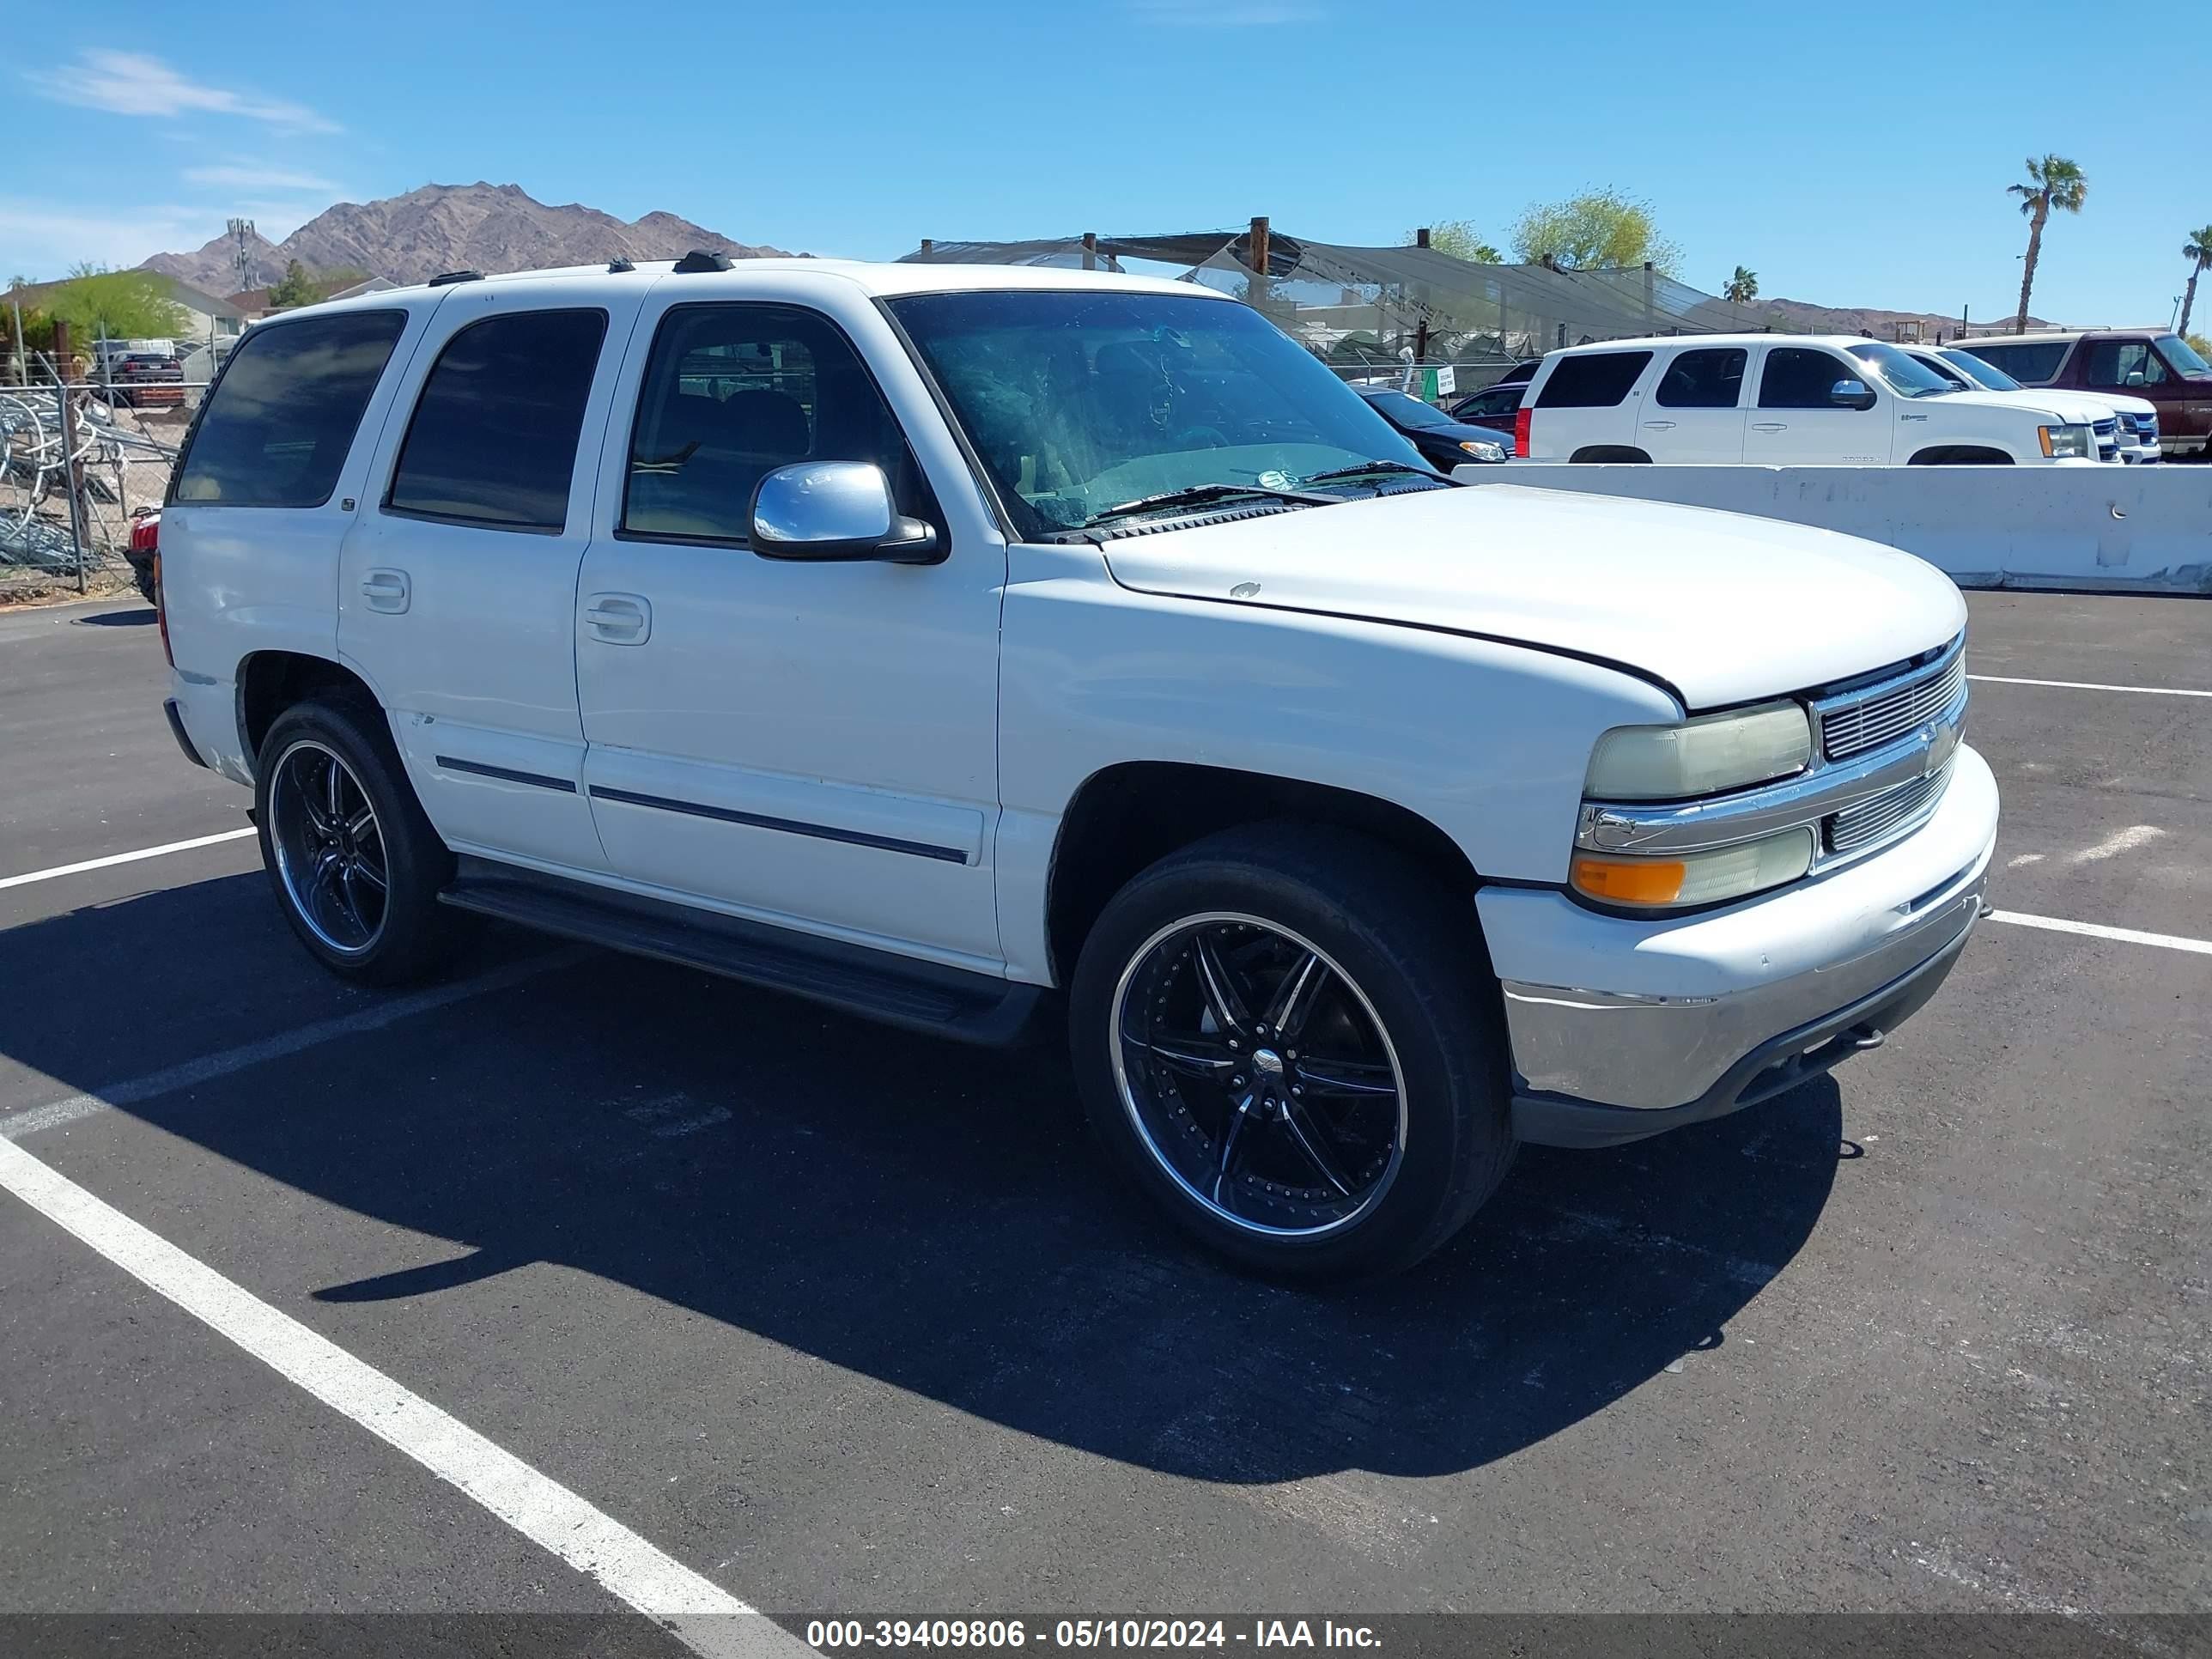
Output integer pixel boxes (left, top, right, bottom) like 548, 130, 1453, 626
1, 363, 195, 599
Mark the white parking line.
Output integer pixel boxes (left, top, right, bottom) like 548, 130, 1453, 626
0, 826, 258, 891
0, 950, 585, 1143
0, 1133, 803, 1658
1989, 910, 2212, 957
1969, 673, 2212, 699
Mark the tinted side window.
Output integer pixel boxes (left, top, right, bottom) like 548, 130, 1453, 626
1655, 348, 1747, 409
623, 304, 921, 543
1534, 350, 1652, 409
2082, 341, 2169, 386
173, 311, 405, 507
386, 309, 608, 532
1759, 348, 1856, 410
1965, 340, 2069, 382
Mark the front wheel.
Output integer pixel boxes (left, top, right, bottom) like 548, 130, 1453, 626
1070, 823, 1515, 1279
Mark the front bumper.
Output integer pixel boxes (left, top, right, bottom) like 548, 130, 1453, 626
1482, 743, 1998, 1147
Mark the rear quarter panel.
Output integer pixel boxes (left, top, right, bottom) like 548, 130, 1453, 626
161, 299, 443, 779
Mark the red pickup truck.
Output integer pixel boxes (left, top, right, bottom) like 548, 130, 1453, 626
1957, 330, 2212, 459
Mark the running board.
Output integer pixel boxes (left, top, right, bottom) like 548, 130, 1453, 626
439, 858, 1045, 1046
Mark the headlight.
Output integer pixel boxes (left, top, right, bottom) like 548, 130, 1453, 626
2039, 423, 2094, 459
1571, 828, 1814, 908
1584, 702, 1811, 801
1458, 438, 1505, 462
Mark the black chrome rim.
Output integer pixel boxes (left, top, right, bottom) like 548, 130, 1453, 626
1109, 913, 1407, 1237
270, 739, 388, 956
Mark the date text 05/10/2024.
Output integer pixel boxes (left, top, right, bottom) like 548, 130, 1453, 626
805, 1619, 1382, 1650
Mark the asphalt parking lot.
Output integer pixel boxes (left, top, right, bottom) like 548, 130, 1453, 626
1, 591, 2206, 1656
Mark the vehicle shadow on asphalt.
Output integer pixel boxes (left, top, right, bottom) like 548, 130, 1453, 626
3, 873, 1848, 1484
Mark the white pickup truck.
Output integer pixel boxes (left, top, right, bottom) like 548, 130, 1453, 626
1519, 332, 2123, 465
157, 258, 1997, 1278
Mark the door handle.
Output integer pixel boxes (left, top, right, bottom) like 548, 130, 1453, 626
1751, 422, 1788, 432
1641, 420, 1676, 429
584, 592, 651, 645
360, 569, 410, 614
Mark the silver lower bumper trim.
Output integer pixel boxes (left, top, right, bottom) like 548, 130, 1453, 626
1501, 855, 1988, 1119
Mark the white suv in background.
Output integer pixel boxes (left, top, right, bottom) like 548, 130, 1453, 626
1907, 343, 2160, 463
1516, 333, 2122, 465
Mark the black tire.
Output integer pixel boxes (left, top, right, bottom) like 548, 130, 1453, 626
254, 697, 455, 985
1069, 823, 1515, 1280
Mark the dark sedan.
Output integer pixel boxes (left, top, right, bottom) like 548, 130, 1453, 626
1353, 387, 1510, 469
1443, 379, 1526, 434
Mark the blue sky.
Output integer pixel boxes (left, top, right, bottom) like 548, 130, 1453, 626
8, 0, 2208, 328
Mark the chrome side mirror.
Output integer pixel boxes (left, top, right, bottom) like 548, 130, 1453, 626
1829, 378, 1877, 410
746, 461, 940, 564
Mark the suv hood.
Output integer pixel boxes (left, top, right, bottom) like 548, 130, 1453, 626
1100, 484, 1966, 710
1932, 387, 2110, 424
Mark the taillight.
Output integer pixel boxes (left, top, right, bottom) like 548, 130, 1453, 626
1514, 405, 1532, 458
131, 514, 160, 556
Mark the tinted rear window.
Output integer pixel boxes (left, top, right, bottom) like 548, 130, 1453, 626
1654, 348, 1746, 409
1960, 340, 2069, 383
1535, 351, 1652, 408
386, 308, 608, 532
173, 311, 405, 507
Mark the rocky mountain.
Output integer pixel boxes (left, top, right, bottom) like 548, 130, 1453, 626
1745, 295, 2051, 341
142, 182, 787, 293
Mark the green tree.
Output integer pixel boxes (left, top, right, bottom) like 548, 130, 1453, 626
1415, 220, 1502, 264
1723, 265, 1759, 303
43, 269, 186, 342
1510, 188, 1681, 275
268, 258, 319, 308
2007, 155, 2086, 333
6, 275, 29, 292
2178, 224, 2212, 340
268, 260, 375, 307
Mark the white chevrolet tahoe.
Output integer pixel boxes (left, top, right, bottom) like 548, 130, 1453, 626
156, 258, 1998, 1278
1518, 332, 2122, 465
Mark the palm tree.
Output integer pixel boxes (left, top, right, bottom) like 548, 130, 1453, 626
2008, 155, 2087, 333
1723, 266, 1758, 304
2179, 225, 2212, 339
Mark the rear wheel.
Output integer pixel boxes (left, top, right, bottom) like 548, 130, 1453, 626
1070, 823, 1515, 1279
255, 699, 454, 985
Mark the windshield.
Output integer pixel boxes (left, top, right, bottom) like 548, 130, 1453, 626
884, 290, 1433, 538
1936, 349, 2021, 391
1361, 389, 1455, 430
2159, 333, 2211, 374
1845, 342, 1955, 398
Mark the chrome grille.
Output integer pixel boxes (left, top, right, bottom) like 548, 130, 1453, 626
2093, 417, 2118, 437
1826, 759, 1953, 854
1819, 647, 1966, 763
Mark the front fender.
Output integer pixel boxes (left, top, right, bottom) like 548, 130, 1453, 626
994, 545, 1677, 981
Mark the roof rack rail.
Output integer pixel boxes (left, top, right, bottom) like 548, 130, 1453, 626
428, 269, 483, 287
607, 258, 635, 273
672, 250, 732, 274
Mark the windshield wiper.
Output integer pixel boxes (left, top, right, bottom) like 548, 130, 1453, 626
1083, 482, 1334, 526
1301, 459, 1449, 487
